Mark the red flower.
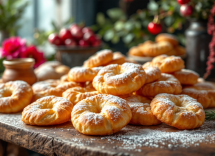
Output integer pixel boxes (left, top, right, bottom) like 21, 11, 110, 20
21, 46, 46, 68
0, 37, 27, 59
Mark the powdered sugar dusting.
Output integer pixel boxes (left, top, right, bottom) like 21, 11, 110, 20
104, 106, 122, 121
83, 112, 103, 125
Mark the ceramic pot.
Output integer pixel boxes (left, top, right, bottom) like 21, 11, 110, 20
2, 58, 37, 85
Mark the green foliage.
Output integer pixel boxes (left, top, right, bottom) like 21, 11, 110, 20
0, 0, 28, 36
205, 110, 215, 120
93, 0, 213, 48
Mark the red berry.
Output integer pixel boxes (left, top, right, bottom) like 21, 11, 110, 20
79, 40, 89, 47
71, 27, 84, 41
148, 22, 162, 35
180, 4, 193, 16
48, 33, 63, 46
92, 39, 101, 47
82, 27, 94, 34
83, 32, 97, 44
177, 0, 190, 5
59, 28, 73, 42
70, 24, 79, 30
65, 39, 77, 47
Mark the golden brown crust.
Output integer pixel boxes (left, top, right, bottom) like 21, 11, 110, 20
71, 94, 132, 135
136, 73, 182, 97
22, 96, 74, 126
55, 65, 70, 76
93, 63, 146, 95
150, 93, 205, 129
60, 75, 70, 82
128, 46, 144, 57
83, 49, 113, 68
68, 67, 102, 82
155, 33, 179, 47
104, 52, 126, 65
63, 87, 98, 104
32, 81, 81, 101
0, 81, 33, 113
142, 55, 185, 73
32, 79, 60, 93
182, 82, 215, 108
143, 66, 161, 84
171, 69, 199, 85
123, 95, 161, 125
141, 41, 173, 57
175, 46, 186, 56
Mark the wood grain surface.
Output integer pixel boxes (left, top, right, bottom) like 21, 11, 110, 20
0, 113, 215, 156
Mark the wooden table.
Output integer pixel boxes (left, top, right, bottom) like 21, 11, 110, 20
0, 113, 215, 156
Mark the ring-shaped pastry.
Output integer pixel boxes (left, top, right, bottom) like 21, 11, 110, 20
143, 55, 185, 73
93, 63, 146, 95
150, 93, 205, 129
0, 81, 33, 113
171, 69, 199, 85
143, 66, 161, 84
71, 94, 132, 135
155, 33, 179, 47
68, 67, 102, 82
63, 87, 98, 104
22, 96, 74, 125
182, 82, 215, 108
83, 49, 113, 68
123, 95, 161, 125
104, 52, 126, 65
136, 73, 182, 97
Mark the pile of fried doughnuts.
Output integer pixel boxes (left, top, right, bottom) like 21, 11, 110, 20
1, 48, 214, 136
128, 33, 186, 57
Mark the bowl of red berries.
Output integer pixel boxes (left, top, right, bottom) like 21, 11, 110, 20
48, 24, 102, 67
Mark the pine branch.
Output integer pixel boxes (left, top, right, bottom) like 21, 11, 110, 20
205, 110, 215, 120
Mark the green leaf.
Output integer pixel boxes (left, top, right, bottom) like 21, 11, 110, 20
114, 21, 124, 31
164, 16, 174, 26
96, 13, 105, 25
134, 21, 141, 29
123, 34, 134, 43
147, 0, 158, 11
112, 35, 119, 44
124, 21, 134, 31
104, 29, 114, 41
107, 8, 124, 19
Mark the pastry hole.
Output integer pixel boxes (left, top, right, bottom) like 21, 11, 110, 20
2, 90, 12, 97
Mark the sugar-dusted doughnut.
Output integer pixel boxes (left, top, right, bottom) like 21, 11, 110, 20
63, 87, 98, 104
123, 95, 161, 125
143, 55, 185, 73
171, 69, 199, 85
32, 81, 81, 101
104, 52, 126, 65
32, 79, 60, 93
72, 94, 132, 135
68, 66, 102, 82
93, 63, 146, 95
141, 41, 173, 57
0, 81, 33, 113
136, 73, 182, 97
22, 96, 74, 125
151, 93, 205, 129
83, 49, 113, 68
182, 82, 215, 108
143, 66, 161, 84
128, 46, 144, 57
155, 33, 179, 47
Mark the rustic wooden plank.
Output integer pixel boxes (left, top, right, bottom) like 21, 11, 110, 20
0, 113, 215, 156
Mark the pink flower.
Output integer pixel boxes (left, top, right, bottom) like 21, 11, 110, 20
0, 37, 27, 59
21, 46, 46, 68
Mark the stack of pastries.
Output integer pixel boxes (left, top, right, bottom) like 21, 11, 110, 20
0, 49, 214, 136
128, 33, 186, 57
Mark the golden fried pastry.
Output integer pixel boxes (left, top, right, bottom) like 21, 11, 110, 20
104, 52, 126, 65
0, 81, 33, 113
182, 82, 215, 108
175, 46, 186, 56
171, 69, 199, 85
166, 49, 177, 56
83, 49, 113, 68
32, 79, 60, 93
136, 73, 182, 97
60, 75, 69, 82
93, 63, 146, 95
72, 94, 132, 135
143, 55, 185, 73
68, 67, 102, 82
155, 33, 179, 47
55, 65, 70, 76
32, 81, 81, 101
123, 95, 161, 125
63, 87, 98, 104
143, 66, 161, 84
151, 93, 205, 129
22, 96, 74, 125
128, 46, 144, 57
141, 41, 173, 57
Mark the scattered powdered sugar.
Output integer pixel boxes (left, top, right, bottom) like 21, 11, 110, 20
144, 66, 160, 76
176, 69, 199, 76
104, 106, 121, 121
96, 49, 112, 55
83, 112, 103, 125
70, 67, 88, 74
